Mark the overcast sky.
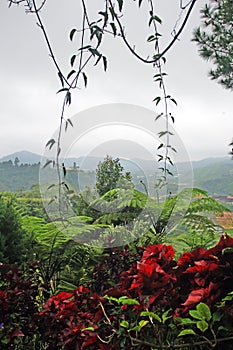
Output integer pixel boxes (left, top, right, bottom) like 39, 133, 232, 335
0, 0, 232, 161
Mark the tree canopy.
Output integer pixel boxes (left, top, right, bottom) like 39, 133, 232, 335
95, 155, 133, 196
194, 0, 233, 90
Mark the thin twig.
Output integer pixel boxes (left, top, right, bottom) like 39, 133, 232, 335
31, 0, 70, 87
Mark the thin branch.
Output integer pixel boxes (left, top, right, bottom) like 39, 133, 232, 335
108, 0, 197, 64
31, 0, 70, 87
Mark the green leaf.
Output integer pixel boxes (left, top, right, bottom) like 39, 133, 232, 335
197, 320, 209, 332
81, 326, 95, 332
189, 310, 203, 320
119, 296, 139, 305
120, 320, 129, 328
212, 312, 222, 323
103, 295, 120, 304
149, 15, 162, 26
178, 329, 196, 337
175, 317, 195, 325
70, 28, 77, 41
139, 320, 149, 328
140, 311, 161, 323
196, 303, 211, 321
162, 309, 172, 323
147, 35, 156, 42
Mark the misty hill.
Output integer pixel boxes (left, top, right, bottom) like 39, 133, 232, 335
0, 150, 232, 195
0, 150, 42, 165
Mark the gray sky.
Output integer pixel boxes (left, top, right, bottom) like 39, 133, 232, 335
0, 0, 232, 161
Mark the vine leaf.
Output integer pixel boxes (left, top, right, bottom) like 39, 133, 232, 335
110, 22, 117, 36
147, 35, 156, 42
153, 96, 161, 105
89, 47, 101, 57
58, 71, 64, 87
157, 143, 163, 150
82, 72, 88, 87
178, 329, 196, 337
62, 163, 67, 178
61, 181, 69, 191
149, 14, 162, 26
46, 139, 56, 149
70, 28, 77, 41
117, 0, 123, 12
65, 118, 73, 132
57, 88, 69, 94
103, 56, 107, 71
47, 184, 55, 190
65, 91, 71, 105
170, 98, 177, 105
67, 118, 73, 127
67, 70, 76, 80
43, 160, 53, 169
99, 11, 108, 26
70, 55, 76, 67
138, 0, 143, 7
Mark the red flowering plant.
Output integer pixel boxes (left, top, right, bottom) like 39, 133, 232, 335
176, 234, 233, 316
1, 235, 232, 349
38, 285, 120, 350
129, 244, 178, 307
0, 262, 44, 349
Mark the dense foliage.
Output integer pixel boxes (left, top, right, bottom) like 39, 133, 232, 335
0, 160, 232, 348
96, 156, 133, 196
0, 235, 233, 349
0, 193, 29, 266
194, 0, 233, 90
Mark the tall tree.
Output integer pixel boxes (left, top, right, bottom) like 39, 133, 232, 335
193, 0, 233, 90
96, 156, 133, 196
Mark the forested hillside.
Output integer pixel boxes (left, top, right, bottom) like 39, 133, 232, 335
0, 152, 232, 195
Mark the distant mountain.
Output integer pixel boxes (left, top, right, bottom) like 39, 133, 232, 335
0, 150, 42, 165
0, 151, 232, 195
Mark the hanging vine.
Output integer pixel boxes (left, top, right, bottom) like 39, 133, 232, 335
8, 0, 197, 215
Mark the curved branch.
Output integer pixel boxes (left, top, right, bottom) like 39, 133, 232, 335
109, 0, 197, 64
